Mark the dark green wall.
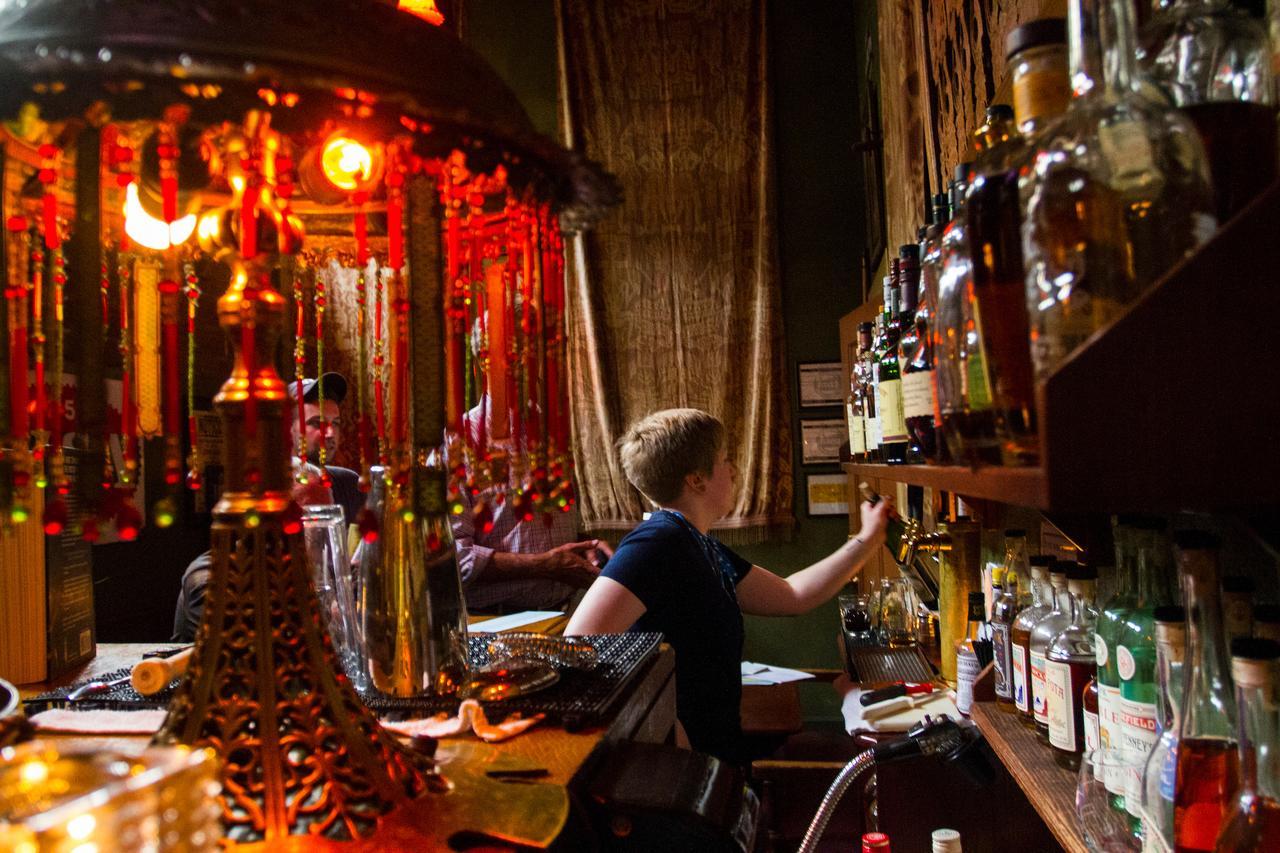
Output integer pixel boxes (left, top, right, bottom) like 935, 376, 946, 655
464, 1, 873, 722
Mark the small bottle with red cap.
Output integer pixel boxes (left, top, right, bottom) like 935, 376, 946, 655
861, 831, 891, 852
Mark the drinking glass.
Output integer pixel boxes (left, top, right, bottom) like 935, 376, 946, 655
1077, 749, 1142, 852
840, 593, 876, 646
880, 577, 920, 647
302, 504, 366, 691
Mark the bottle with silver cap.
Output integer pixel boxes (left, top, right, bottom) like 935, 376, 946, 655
1213, 637, 1280, 851
1029, 561, 1073, 742
931, 827, 962, 853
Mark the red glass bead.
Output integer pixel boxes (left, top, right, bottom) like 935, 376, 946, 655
186, 469, 203, 491
37, 168, 56, 183
38, 143, 58, 158
281, 500, 304, 535
42, 498, 68, 535
6, 215, 27, 232
357, 507, 380, 543
426, 531, 441, 552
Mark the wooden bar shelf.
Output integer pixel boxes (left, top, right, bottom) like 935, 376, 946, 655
846, 178, 1280, 513
969, 698, 1087, 853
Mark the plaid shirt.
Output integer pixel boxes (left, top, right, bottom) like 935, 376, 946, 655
451, 481, 579, 613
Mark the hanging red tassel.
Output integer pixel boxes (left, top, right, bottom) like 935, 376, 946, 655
29, 241, 46, 486
118, 259, 136, 488
353, 190, 369, 266
354, 269, 372, 488
184, 264, 202, 491
159, 277, 183, 487
293, 265, 308, 477
240, 150, 259, 260
372, 265, 388, 469
156, 127, 178, 223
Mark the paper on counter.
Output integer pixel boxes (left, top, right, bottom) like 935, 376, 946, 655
740, 661, 816, 685
30, 709, 167, 735
468, 611, 563, 633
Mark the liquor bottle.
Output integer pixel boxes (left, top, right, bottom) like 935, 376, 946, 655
947, 106, 1018, 467
857, 321, 878, 463
1213, 638, 1280, 851
1139, 0, 1277, 222
898, 244, 932, 464
1142, 606, 1187, 853
1098, 518, 1141, 811
846, 339, 866, 463
862, 831, 892, 852
1084, 676, 1102, 755
1255, 605, 1280, 643
931, 828, 962, 852
1119, 519, 1174, 824
1048, 564, 1099, 770
1222, 576, 1256, 644
1022, 0, 1215, 381
916, 193, 951, 465
865, 317, 883, 462
1031, 563, 1073, 742
1174, 532, 1241, 853
956, 591, 987, 716
1013, 556, 1055, 727
967, 19, 1072, 467
993, 529, 1029, 711
877, 273, 909, 465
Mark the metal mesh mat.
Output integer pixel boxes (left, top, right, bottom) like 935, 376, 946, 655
24, 632, 663, 731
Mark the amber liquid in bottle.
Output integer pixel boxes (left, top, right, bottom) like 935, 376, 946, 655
1049, 658, 1094, 771
1174, 737, 1241, 852
1215, 794, 1280, 851
1011, 621, 1036, 728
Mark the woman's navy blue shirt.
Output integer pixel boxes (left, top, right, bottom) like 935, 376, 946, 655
601, 511, 753, 764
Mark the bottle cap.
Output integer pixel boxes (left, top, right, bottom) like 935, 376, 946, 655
862, 832, 891, 851
1230, 637, 1280, 688
1174, 530, 1220, 551
1005, 17, 1066, 60
931, 828, 962, 853
1004, 528, 1026, 538
1222, 575, 1256, 594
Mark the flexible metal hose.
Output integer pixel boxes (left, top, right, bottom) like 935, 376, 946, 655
795, 749, 876, 853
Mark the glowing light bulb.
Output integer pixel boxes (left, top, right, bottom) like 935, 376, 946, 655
399, 0, 445, 25
123, 183, 196, 250
320, 137, 374, 191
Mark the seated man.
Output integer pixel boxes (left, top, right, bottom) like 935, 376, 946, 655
566, 408, 890, 765
290, 372, 363, 525
172, 463, 333, 642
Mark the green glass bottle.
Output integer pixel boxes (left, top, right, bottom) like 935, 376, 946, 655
1098, 518, 1141, 811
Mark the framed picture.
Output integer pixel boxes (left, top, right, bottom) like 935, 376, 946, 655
797, 361, 845, 408
806, 473, 849, 517
800, 418, 845, 464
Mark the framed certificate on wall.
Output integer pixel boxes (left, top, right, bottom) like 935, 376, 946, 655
797, 361, 844, 408
806, 473, 849, 517
800, 418, 845, 464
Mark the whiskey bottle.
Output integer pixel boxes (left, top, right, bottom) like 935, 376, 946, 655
1022, 0, 1215, 380
1174, 532, 1240, 853
1139, 0, 1277, 222
862, 320, 881, 462
1012, 556, 1055, 727
1213, 638, 1280, 851
956, 591, 987, 716
966, 20, 1072, 467
916, 194, 951, 465
992, 529, 1028, 711
898, 244, 934, 464
1047, 563, 1099, 770
878, 272, 908, 465
846, 340, 866, 463
1031, 563, 1073, 742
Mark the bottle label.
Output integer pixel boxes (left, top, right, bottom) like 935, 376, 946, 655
1012, 642, 1029, 712
867, 415, 881, 450
962, 349, 993, 411
1046, 660, 1076, 752
877, 379, 908, 443
1098, 683, 1125, 796
1031, 650, 1048, 722
1084, 708, 1100, 752
1117, 644, 1136, 681
1119, 697, 1160, 818
956, 648, 981, 715
846, 403, 865, 455
991, 622, 1012, 700
901, 370, 934, 419
1158, 740, 1177, 804
1095, 634, 1109, 668
1012, 68, 1071, 130
1098, 119, 1156, 190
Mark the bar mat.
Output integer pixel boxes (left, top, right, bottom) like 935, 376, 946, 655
23, 632, 663, 731
845, 644, 937, 683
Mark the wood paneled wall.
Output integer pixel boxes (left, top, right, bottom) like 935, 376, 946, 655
876, 0, 1064, 248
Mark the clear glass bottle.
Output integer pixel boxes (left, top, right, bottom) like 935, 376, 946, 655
1119, 518, 1174, 824
956, 591, 987, 716
877, 271, 908, 465
1214, 638, 1280, 851
917, 193, 951, 465
1142, 605, 1186, 853
864, 317, 883, 462
1022, 0, 1216, 381
1013, 555, 1055, 726
898, 243, 933, 465
993, 529, 1029, 711
1031, 562, 1074, 741
1174, 531, 1240, 853
1099, 519, 1141, 811
934, 167, 977, 464
1047, 563, 1099, 770
967, 20, 1073, 467
1139, 0, 1276, 222
846, 338, 866, 463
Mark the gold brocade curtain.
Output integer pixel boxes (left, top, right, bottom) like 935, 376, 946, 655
556, 0, 793, 542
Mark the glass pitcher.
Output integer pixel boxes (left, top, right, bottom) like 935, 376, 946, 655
302, 504, 366, 692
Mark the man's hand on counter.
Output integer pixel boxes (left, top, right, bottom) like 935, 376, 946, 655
537, 539, 607, 587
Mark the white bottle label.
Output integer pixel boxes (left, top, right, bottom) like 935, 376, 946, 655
877, 379, 907, 443
901, 370, 934, 419
956, 648, 981, 715
1095, 634, 1109, 668
1117, 644, 1136, 681
1046, 660, 1076, 752
1099, 683, 1125, 795
846, 403, 865, 455
1084, 708, 1100, 751
1012, 643, 1029, 712
1031, 650, 1048, 723
867, 415, 881, 450
991, 622, 1012, 700
1120, 697, 1160, 817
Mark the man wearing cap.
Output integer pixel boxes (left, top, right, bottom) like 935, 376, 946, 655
290, 372, 364, 525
